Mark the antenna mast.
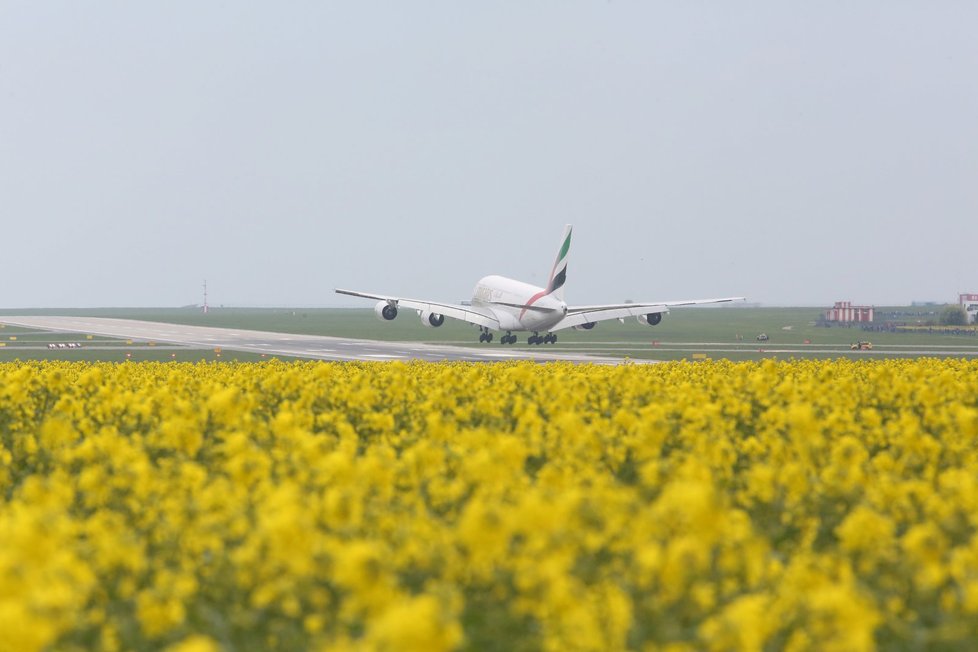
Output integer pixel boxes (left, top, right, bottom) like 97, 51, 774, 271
203, 280, 209, 314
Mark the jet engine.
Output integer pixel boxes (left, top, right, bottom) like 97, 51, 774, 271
374, 301, 398, 321
573, 322, 597, 331
638, 312, 663, 326
420, 310, 445, 327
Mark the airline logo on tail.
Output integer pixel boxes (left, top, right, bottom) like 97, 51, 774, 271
521, 225, 572, 318
547, 226, 571, 297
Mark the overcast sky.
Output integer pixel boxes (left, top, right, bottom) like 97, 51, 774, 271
2, 2, 976, 308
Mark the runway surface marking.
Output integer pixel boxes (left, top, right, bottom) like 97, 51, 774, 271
0, 316, 647, 364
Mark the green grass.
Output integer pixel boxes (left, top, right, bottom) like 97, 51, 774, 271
2, 306, 977, 362
0, 323, 292, 363
0, 349, 279, 363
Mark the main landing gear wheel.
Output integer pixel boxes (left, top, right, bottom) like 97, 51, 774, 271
500, 332, 517, 345
479, 329, 494, 343
528, 333, 556, 345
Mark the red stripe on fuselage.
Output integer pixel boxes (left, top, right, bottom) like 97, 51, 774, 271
520, 256, 565, 320
519, 289, 550, 320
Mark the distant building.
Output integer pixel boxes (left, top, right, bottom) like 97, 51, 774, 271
959, 293, 978, 324
825, 301, 874, 323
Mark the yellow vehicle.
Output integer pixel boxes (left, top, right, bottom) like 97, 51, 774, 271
850, 341, 873, 350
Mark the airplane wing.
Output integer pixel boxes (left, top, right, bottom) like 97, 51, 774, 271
335, 289, 500, 330
552, 296, 745, 331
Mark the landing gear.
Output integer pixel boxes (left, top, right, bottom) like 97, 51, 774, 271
478, 328, 494, 343
528, 332, 557, 345
500, 332, 517, 345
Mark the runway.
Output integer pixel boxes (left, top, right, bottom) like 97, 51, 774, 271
0, 316, 646, 364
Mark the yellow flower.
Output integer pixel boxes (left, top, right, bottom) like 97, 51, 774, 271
365, 594, 462, 652
1, 359, 977, 649
165, 634, 220, 652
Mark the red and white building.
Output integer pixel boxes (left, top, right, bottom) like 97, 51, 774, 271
960, 293, 978, 324
825, 301, 874, 323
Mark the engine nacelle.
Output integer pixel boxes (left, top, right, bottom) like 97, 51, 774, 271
573, 322, 597, 331
420, 310, 445, 327
374, 301, 398, 321
638, 312, 663, 326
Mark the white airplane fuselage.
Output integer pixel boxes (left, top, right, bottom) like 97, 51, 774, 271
471, 275, 567, 332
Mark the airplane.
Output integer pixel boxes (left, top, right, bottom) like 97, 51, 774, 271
336, 225, 744, 345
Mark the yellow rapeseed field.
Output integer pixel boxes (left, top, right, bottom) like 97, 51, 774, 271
2, 359, 978, 651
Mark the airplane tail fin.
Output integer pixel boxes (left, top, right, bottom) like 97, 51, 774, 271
546, 224, 572, 301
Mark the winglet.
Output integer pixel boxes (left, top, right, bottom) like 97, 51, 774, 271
546, 224, 572, 301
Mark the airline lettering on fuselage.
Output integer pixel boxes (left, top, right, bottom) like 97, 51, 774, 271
473, 285, 492, 303
470, 277, 563, 331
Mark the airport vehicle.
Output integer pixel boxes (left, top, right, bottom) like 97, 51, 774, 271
336, 225, 744, 344
851, 341, 873, 350
756, 333, 770, 342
